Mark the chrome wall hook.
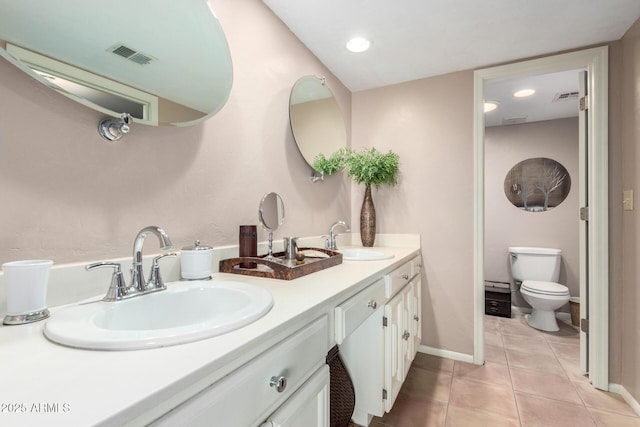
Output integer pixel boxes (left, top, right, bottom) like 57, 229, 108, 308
99, 113, 133, 141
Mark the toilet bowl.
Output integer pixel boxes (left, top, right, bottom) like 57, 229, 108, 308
520, 280, 570, 332
508, 247, 570, 332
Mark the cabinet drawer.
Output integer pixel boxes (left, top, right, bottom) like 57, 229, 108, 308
385, 262, 412, 298
410, 254, 422, 277
485, 300, 510, 318
485, 290, 510, 303
335, 278, 385, 344
152, 316, 329, 427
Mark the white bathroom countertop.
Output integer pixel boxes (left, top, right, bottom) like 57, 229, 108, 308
0, 236, 420, 427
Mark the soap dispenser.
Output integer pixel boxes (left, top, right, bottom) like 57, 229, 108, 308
180, 240, 214, 280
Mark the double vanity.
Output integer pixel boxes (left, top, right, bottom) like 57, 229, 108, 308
0, 235, 421, 427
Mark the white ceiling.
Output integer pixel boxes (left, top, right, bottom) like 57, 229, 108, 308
263, 0, 640, 93
484, 69, 584, 127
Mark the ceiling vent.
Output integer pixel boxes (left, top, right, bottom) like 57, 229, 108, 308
108, 43, 156, 66
553, 91, 579, 102
502, 116, 527, 125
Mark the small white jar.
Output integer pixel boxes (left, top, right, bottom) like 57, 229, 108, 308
180, 240, 213, 280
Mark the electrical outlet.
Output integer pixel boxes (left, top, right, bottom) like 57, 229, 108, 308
623, 190, 634, 211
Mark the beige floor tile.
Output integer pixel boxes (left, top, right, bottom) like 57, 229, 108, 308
484, 315, 501, 332
541, 321, 580, 344
558, 357, 590, 383
505, 348, 566, 376
502, 334, 554, 356
485, 344, 507, 365
485, 330, 504, 348
445, 404, 520, 427
400, 366, 452, 404
499, 317, 542, 338
510, 367, 582, 404
548, 341, 580, 362
379, 392, 447, 427
587, 407, 640, 426
515, 392, 596, 427
411, 352, 454, 374
573, 380, 639, 417
449, 377, 519, 421
453, 361, 511, 386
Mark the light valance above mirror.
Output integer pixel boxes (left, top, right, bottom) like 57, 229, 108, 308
0, 0, 233, 127
289, 76, 347, 180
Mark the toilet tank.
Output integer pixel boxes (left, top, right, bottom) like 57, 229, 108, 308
508, 247, 561, 283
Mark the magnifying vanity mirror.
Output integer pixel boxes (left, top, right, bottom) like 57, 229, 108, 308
289, 76, 347, 181
0, 0, 233, 127
258, 192, 285, 259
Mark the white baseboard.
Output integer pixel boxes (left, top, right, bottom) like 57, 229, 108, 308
609, 383, 640, 416
418, 345, 474, 364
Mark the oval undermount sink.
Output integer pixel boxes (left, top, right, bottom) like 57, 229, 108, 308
43, 280, 273, 350
340, 248, 395, 261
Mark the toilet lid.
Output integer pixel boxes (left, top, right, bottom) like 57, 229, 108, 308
522, 280, 569, 295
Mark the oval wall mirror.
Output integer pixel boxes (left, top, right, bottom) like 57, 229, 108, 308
289, 76, 347, 172
504, 157, 571, 212
0, 0, 233, 127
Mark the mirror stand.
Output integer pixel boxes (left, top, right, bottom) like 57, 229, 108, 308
266, 231, 275, 260
99, 113, 133, 142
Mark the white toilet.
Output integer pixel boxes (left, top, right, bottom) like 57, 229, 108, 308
508, 247, 570, 332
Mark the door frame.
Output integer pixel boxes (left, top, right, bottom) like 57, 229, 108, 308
472, 46, 609, 390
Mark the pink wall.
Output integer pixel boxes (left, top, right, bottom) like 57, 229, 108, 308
620, 16, 640, 406
485, 118, 580, 307
0, 0, 352, 264
352, 71, 475, 355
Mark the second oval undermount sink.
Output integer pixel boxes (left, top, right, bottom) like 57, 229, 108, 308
43, 280, 273, 350
340, 248, 395, 261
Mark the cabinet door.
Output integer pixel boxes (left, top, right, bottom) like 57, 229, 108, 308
261, 366, 330, 427
411, 277, 422, 357
340, 308, 385, 424
384, 290, 405, 412
402, 284, 414, 379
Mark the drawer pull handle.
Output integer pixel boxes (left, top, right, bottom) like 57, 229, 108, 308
269, 376, 287, 393
401, 274, 409, 280
368, 300, 377, 310
402, 331, 410, 340
414, 315, 420, 321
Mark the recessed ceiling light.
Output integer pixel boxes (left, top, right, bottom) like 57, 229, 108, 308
484, 101, 499, 113
514, 89, 535, 98
346, 37, 371, 53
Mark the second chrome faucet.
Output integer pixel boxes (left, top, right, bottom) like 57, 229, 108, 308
326, 221, 351, 251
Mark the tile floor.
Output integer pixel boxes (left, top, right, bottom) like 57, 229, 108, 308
361, 312, 640, 426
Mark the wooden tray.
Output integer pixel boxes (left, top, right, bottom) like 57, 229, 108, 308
219, 247, 342, 280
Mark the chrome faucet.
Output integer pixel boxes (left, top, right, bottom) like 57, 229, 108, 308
86, 226, 176, 301
131, 226, 174, 293
326, 220, 351, 251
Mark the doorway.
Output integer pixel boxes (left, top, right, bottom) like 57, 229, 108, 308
472, 47, 609, 390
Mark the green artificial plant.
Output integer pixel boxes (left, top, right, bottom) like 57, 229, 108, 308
314, 147, 399, 188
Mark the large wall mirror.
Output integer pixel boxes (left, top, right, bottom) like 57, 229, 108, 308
289, 76, 347, 176
0, 0, 233, 127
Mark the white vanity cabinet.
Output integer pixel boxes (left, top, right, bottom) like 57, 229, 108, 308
339, 255, 422, 426
151, 316, 330, 427
260, 365, 330, 427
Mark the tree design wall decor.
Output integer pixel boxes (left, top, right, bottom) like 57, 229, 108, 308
504, 158, 571, 212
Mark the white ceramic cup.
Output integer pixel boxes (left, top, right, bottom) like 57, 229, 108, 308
2, 259, 53, 315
